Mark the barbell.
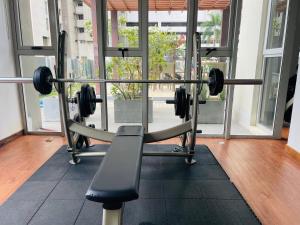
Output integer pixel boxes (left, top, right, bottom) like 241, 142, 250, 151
0, 66, 263, 96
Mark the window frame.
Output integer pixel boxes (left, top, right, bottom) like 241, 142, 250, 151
257, 0, 289, 134
12, 0, 57, 51
9, 0, 63, 135
98, 0, 238, 134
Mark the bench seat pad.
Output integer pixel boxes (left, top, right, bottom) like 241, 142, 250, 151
86, 126, 144, 203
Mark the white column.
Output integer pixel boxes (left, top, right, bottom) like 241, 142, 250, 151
288, 55, 300, 152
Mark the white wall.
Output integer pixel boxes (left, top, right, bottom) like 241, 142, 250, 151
232, 0, 267, 128
288, 56, 300, 152
0, 0, 23, 140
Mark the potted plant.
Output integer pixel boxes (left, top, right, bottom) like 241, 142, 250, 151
197, 60, 227, 124
106, 19, 179, 123
106, 56, 153, 123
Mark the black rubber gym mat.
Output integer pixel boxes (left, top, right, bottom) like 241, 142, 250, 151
0, 144, 261, 225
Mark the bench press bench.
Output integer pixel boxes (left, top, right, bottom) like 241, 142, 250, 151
86, 126, 144, 225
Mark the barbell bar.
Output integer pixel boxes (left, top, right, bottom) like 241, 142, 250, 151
0, 66, 263, 97
0, 77, 263, 85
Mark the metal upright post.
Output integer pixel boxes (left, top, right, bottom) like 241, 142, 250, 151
57, 31, 74, 154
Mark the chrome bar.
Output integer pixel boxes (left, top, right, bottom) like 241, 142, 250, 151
75, 152, 107, 157
74, 151, 193, 157
143, 152, 193, 157
0, 77, 263, 85
0, 77, 33, 83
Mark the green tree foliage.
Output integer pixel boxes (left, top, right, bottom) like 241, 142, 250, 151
106, 17, 179, 100
202, 13, 222, 45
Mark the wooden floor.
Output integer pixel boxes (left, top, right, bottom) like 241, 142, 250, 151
0, 135, 300, 225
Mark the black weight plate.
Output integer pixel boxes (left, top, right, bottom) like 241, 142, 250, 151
174, 88, 180, 116
174, 87, 187, 119
209, 68, 224, 96
89, 86, 96, 113
33, 66, 53, 95
79, 85, 88, 117
73, 113, 84, 149
216, 69, 224, 94
179, 87, 187, 119
79, 84, 96, 117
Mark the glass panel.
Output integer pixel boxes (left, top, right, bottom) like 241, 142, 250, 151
198, 57, 229, 135
148, 3, 187, 132
266, 0, 287, 49
20, 55, 61, 132
17, 0, 52, 46
231, 85, 272, 136
197, 0, 231, 47
58, 0, 101, 128
148, 1, 187, 81
148, 84, 182, 132
106, 0, 139, 48
259, 57, 281, 129
106, 57, 142, 132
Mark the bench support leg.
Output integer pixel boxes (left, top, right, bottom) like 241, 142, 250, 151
102, 207, 123, 225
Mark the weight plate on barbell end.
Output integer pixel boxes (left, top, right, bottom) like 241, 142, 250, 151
33, 66, 53, 95
208, 68, 224, 96
73, 113, 85, 149
174, 87, 187, 119
79, 84, 96, 117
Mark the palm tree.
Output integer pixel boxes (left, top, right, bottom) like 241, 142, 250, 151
202, 13, 222, 45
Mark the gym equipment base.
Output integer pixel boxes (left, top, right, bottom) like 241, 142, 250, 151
0, 144, 261, 225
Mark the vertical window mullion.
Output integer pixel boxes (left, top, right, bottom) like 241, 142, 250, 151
96, 0, 108, 130
141, 0, 148, 132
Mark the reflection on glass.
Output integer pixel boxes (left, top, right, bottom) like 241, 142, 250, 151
147, 2, 187, 132
231, 85, 272, 136
259, 57, 281, 128
266, 0, 287, 49
148, 84, 182, 132
20, 56, 61, 132
148, 2, 187, 81
197, 57, 228, 134
58, 0, 98, 79
106, 57, 142, 132
18, 0, 52, 46
58, 0, 101, 127
106, 0, 139, 48
197, 2, 231, 47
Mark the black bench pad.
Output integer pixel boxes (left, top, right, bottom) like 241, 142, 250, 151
86, 126, 144, 204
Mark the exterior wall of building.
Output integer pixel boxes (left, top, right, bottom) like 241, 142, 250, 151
232, 0, 268, 130
288, 57, 300, 151
30, 0, 51, 45
0, 0, 23, 140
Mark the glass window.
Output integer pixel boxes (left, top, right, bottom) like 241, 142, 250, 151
106, 0, 139, 48
106, 57, 142, 131
58, 0, 98, 80
148, 1, 187, 80
198, 57, 229, 135
78, 14, 84, 20
19, 55, 61, 132
197, 0, 231, 47
17, 0, 52, 46
231, 85, 272, 136
147, 1, 187, 131
266, 0, 287, 49
259, 57, 281, 129
58, 0, 100, 127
